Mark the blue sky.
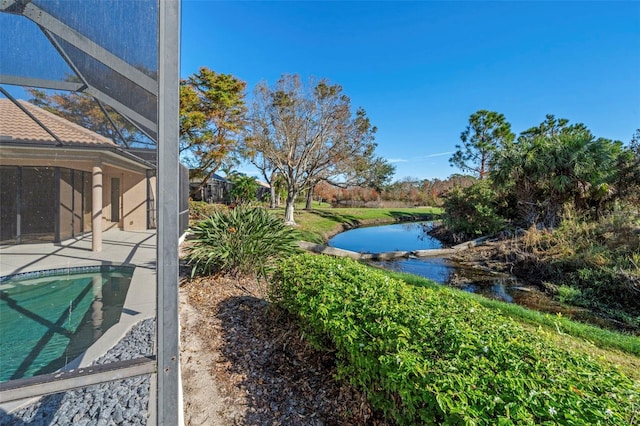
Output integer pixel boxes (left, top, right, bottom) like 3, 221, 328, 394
185, 1, 640, 181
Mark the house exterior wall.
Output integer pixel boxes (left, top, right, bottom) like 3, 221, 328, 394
189, 178, 232, 203
121, 168, 149, 231
0, 148, 154, 244
101, 169, 119, 231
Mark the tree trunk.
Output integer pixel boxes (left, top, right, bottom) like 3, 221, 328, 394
268, 171, 277, 209
305, 185, 314, 210
269, 183, 276, 209
479, 151, 487, 179
284, 191, 297, 225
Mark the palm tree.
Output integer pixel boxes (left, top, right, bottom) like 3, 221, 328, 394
492, 124, 623, 227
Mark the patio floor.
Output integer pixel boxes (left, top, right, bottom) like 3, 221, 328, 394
0, 229, 156, 277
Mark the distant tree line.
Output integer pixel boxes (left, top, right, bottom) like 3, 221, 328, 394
314, 174, 476, 207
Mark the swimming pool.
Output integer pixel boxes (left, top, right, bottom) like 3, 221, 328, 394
0, 266, 134, 382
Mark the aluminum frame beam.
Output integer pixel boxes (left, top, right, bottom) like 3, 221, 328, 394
21, 2, 158, 96
85, 86, 157, 134
0, 357, 156, 404
156, 1, 181, 424
0, 74, 83, 92
39, 27, 159, 139
95, 97, 131, 148
0, 0, 27, 14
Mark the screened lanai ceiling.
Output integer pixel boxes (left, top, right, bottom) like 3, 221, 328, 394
0, 0, 159, 145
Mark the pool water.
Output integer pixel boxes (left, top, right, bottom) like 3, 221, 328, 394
0, 267, 133, 382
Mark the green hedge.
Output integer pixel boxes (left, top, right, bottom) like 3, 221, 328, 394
271, 254, 638, 425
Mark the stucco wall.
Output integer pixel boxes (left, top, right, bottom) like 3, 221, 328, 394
121, 170, 149, 231
1, 149, 153, 233
102, 166, 149, 232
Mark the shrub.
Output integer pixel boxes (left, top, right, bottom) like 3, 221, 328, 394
272, 254, 638, 425
556, 285, 582, 304
229, 174, 259, 204
185, 206, 301, 278
188, 200, 228, 222
519, 209, 640, 330
442, 181, 505, 240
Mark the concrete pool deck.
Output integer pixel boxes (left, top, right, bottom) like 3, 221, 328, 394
0, 229, 156, 276
0, 229, 158, 416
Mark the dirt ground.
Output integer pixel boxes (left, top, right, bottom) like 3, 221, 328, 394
178, 274, 388, 426
179, 288, 235, 425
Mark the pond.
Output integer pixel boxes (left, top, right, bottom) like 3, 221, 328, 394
328, 221, 442, 253
328, 222, 608, 326
328, 221, 522, 301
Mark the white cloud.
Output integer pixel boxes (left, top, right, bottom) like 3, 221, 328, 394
387, 152, 453, 165
420, 151, 454, 159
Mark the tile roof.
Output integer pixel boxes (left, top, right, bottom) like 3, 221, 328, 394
0, 98, 117, 147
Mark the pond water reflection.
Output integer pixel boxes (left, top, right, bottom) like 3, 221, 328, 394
328, 222, 533, 304
328, 222, 442, 253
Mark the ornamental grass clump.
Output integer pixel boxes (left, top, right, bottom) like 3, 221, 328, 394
186, 205, 301, 278
272, 254, 639, 425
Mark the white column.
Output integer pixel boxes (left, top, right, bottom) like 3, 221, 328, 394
91, 275, 103, 340
92, 163, 103, 252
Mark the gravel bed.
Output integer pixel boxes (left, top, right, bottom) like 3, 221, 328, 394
0, 318, 155, 426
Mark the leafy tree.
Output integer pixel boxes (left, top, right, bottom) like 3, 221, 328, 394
350, 155, 396, 193
442, 180, 505, 239
449, 110, 515, 179
246, 74, 378, 225
229, 174, 259, 205
180, 67, 247, 197
314, 181, 340, 204
28, 89, 143, 146
613, 129, 640, 205
631, 128, 640, 153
